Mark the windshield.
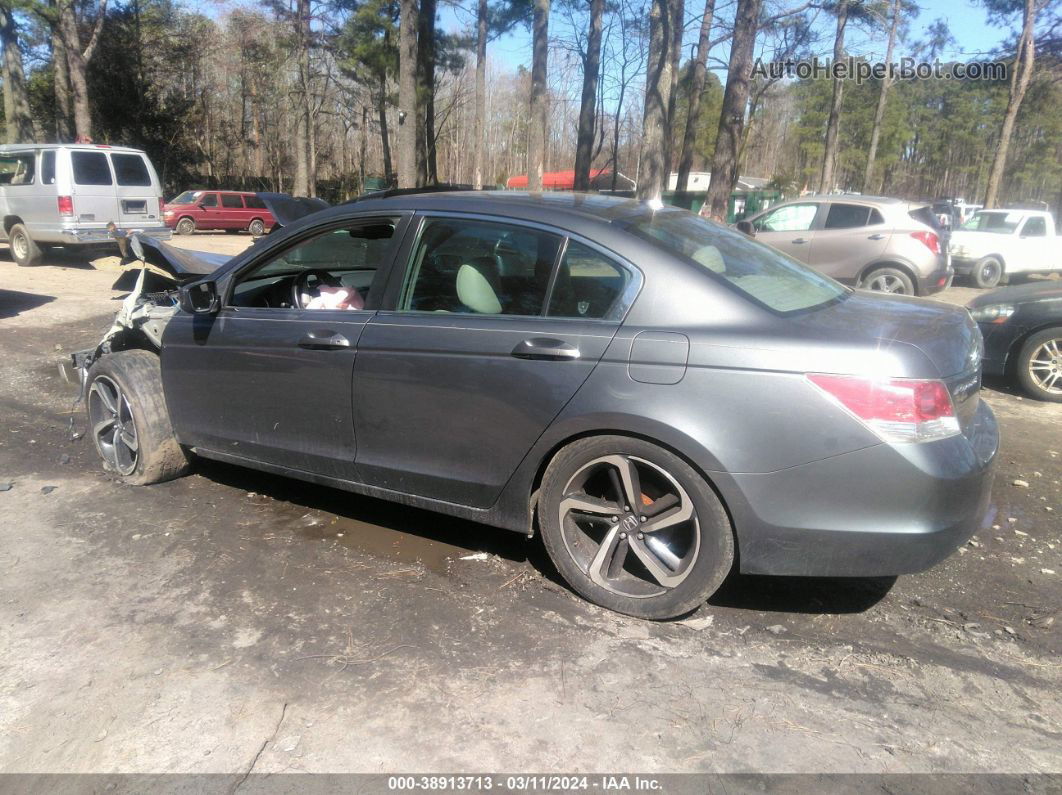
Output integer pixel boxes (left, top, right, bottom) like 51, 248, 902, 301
168, 191, 200, 205
961, 211, 1020, 233
621, 209, 848, 314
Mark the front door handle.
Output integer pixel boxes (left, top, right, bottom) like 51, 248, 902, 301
867, 233, 886, 240
298, 330, 350, 350
791, 237, 809, 244
511, 337, 581, 361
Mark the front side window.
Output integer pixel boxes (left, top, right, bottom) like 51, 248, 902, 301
400, 218, 562, 316
622, 209, 847, 314
754, 203, 818, 233
824, 203, 871, 229
230, 221, 397, 309
111, 153, 152, 186
71, 151, 113, 185
221, 194, 244, 209
0, 153, 36, 186
549, 241, 629, 319
199, 193, 218, 207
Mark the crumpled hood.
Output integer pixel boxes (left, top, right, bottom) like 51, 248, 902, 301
135, 234, 231, 278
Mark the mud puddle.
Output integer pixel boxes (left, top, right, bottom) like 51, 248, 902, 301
297, 515, 473, 574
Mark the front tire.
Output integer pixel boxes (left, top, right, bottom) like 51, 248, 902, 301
86, 350, 190, 484
175, 217, 196, 236
1016, 328, 1062, 402
248, 218, 266, 236
9, 223, 42, 267
539, 435, 735, 619
862, 266, 914, 295
973, 256, 1004, 289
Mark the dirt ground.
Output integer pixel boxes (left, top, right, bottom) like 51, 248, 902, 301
0, 235, 1060, 775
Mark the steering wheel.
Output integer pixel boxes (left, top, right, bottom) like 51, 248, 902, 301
292, 268, 342, 308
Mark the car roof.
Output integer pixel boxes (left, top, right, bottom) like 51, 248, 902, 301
0, 143, 147, 154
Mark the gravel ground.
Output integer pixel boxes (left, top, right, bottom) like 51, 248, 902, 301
0, 236, 1059, 775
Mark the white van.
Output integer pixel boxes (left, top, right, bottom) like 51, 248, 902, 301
0, 144, 171, 267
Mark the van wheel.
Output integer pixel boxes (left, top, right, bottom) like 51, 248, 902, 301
175, 217, 195, 236
248, 218, 265, 236
862, 267, 914, 295
539, 435, 735, 619
973, 257, 1003, 289
86, 350, 190, 485
9, 223, 42, 267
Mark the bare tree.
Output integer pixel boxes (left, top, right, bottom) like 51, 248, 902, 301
51, 24, 72, 140
637, 0, 678, 199
292, 0, 313, 195
527, 0, 550, 190
472, 0, 487, 188
574, 0, 605, 190
863, 0, 902, 192
818, 0, 849, 193
398, 0, 418, 187
416, 0, 437, 183
54, 0, 107, 140
674, 0, 715, 191
0, 3, 34, 143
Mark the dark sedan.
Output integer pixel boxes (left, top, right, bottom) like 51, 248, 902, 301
73, 191, 998, 619
968, 280, 1062, 402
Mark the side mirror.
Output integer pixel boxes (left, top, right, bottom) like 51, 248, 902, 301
736, 220, 756, 237
179, 281, 220, 314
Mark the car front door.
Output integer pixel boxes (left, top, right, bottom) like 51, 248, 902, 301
751, 202, 821, 262
161, 215, 408, 478
1016, 215, 1049, 272
809, 202, 890, 281
196, 192, 221, 229
352, 214, 638, 508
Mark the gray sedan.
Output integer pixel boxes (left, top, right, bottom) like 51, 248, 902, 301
74, 191, 998, 619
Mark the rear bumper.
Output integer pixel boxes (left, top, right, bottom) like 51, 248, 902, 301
54, 225, 173, 246
917, 262, 954, 295
952, 256, 977, 275
724, 399, 998, 577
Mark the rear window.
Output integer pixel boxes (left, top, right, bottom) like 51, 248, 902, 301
221, 194, 244, 208
111, 153, 152, 186
622, 209, 847, 314
72, 151, 113, 185
909, 206, 943, 231
245, 195, 267, 209
961, 211, 1020, 233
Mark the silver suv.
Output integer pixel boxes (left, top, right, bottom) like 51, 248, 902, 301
742, 196, 951, 296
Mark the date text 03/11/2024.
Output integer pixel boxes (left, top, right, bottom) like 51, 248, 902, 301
386, 776, 663, 791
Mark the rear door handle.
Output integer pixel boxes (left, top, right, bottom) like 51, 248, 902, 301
867, 233, 886, 240
511, 337, 581, 361
298, 330, 350, 350
791, 237, 809, 244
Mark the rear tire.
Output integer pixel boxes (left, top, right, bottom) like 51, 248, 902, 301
248, 218, 266, 236
539, 435, 734, 619
1016, 328, 1062, 403
862, 266, 914, 295
175, 217, 196, 236
9, 223, 42, 267
86, 350, 190, 485
973, 257, 1004, 289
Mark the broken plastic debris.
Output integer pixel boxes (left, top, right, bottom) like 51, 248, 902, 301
460, 552, 490, 561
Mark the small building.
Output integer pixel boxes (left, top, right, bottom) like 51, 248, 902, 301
506, 169, 636, 191
667, 172, 769, 192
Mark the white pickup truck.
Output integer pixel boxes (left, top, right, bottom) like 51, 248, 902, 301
949, 208, 1059, 288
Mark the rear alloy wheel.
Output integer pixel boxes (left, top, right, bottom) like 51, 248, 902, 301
1017, 328, 1062, 403
863, 267, 914, 295
175, 217, 196, 236
973, 257, 1004, 289
9, 223, 42, 267
248, 218, 266, 236
539, 436, 734, 619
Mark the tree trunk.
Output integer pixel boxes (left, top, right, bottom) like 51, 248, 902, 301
984, 0, 1036, 209
52, 25, 73, 141
702, 0, 761, 219
818, 0, 849, 193
379, 72, 394, 186
637, 0, 678, 200
0, 4, 35, 143
416, 0, 437, 183
472, 0, 487, 189
291, 0, 312, 196
527, 0, 549, 191
862, 0, 899, 192
675, 0, 715, 192
664, 0, 684, 173
398, 0, 418, 188
573, 0, 604, 191
57, 0, 91, 140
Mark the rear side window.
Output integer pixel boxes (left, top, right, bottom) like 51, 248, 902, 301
548, 241, 629, 319
72, 151, 113, 185
1021, 216, 1047, 237
824, 204, 871, 229
221, 194, 244, 208
111, 153, 152, 186
245, 195, 267, 209
41, 151, 56, 185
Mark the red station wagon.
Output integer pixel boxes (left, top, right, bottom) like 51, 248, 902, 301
162, 190, 274, 236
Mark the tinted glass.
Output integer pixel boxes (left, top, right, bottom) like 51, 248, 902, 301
622, 210, 847, 314
72, 151, 113, 185
869, 208, 884, 225
1022, 216, 1046, 236
909, 206, 943, 230
824, 204, 870, 229
41, 151, 56, 185
548, 241, 629, 319
170, 191, 199, 204
199, 193, 218, 207
221, 194, 244, 208
111, 153, 152, 186
0, 153, 36, 186
244, 195, 267, 209
961, 211, 1020, 233
401, 218, 561, 316
754, 203, 817, 232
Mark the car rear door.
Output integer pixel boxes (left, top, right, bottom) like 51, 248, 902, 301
110, 152, 162, 229
68, 149, 119, 231
751, 202, 821, 262
809, 202, 890, 281
219, 193, 247, 229
351, 213, 637, 508
161, 215, 409, 479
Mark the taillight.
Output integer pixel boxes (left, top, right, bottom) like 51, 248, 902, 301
807, 374, 960, 443
57, 196, 74, 217
911, 230, 940, 254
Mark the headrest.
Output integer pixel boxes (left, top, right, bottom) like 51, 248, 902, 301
457, 257, 503, 314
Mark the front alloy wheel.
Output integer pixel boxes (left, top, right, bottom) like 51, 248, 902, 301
1018, 329, 1062, 402
88, 375, 140, 475
540, 436, 734, 619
